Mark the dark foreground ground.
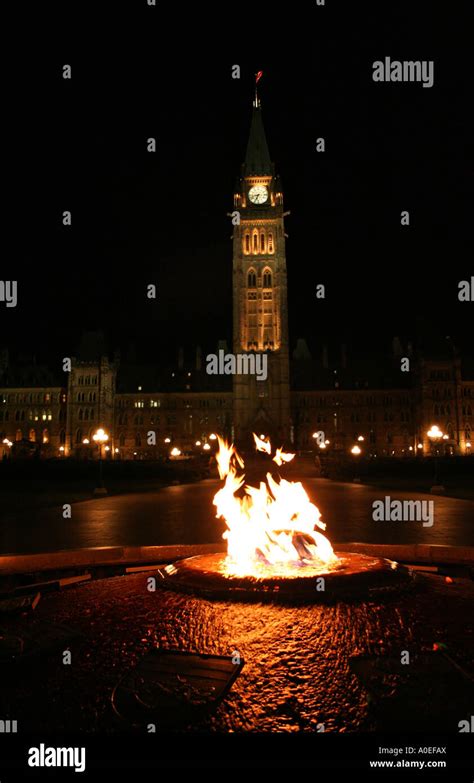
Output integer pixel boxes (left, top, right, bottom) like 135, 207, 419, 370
1, 567, 473, 734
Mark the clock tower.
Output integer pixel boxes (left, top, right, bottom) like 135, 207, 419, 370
232, 95, 291, 447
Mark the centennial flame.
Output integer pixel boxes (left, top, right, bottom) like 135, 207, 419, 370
213, 434, 338, 577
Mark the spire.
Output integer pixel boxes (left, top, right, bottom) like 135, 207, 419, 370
243, 101, 273, 177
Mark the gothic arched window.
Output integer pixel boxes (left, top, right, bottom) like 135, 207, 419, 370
268, 233, 274, 253
263, 269, 272, 288
247, 269, 257, 288
260, 232, 265, 253
244, 234, 250, 254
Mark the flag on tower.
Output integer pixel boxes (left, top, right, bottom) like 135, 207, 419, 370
256, 71, 263, 84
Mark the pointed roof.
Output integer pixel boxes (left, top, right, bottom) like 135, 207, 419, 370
243, 102, 273, 176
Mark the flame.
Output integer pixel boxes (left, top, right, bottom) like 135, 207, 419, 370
273, 447, 295, 467
213, 434, 338, 577
253, 432, 271, 454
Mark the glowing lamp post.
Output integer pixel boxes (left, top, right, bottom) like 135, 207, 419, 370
2, 438, 12, 459
427, 425, 445, 494
93, 428, 109, 496
351, 444, 362, 483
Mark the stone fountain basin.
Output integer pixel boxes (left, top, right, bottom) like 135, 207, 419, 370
156, 551, 412, 603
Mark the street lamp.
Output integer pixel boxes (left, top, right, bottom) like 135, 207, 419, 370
2, 438, 12, 459
427, 425, 445, 494
351, 444, 362, 483
92, 428, 109, 496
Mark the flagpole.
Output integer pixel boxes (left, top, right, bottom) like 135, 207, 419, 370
255, 71, 263, 107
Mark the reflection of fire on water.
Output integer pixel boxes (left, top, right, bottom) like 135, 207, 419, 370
213, 434, 339, 578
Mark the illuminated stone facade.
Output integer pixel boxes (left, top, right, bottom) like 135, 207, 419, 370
0, 105, 473, 460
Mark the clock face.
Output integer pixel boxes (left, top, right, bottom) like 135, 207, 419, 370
248, 184, 268, 204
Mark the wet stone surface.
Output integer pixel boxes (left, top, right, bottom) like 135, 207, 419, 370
0, 571, 473, 733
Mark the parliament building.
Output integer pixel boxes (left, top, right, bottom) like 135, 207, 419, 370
1, 99, 473, 460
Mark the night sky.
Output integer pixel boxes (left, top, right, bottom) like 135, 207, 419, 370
3, 2, 472, 369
